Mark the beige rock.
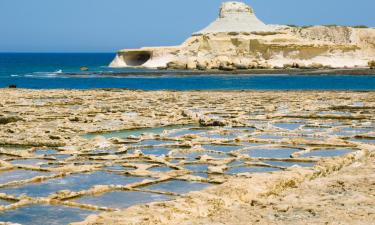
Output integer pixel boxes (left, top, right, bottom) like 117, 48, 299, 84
196, 58, 209, 70
166, 60, 187, 70
109, 2, 375, 70
186, 58, 197, 70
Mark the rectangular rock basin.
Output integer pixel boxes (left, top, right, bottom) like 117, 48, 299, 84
244, 147, 300, 158
227, 166, 280, 174
10, 159, 49, 166
0, 204, 94, 225
0, 171, 144, 198
137, 147, 171, 156
83, 125, 191, 139
301, 149, 354, 158
0, 170, 52, 185
143, 180, 211, 194
262, 160, 315, 168
274, 123, 304, 130
202, 145, 243, 152
75, 191, 173, 209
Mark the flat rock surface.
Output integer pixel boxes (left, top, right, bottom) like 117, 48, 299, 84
187, 154, 375, 225
0, 89, 374, 225
75, 153, 375, 225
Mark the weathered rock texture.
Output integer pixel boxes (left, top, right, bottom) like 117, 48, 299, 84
110, 1, 375, 70
75, 151, 375, 225
1, 89, 375, 224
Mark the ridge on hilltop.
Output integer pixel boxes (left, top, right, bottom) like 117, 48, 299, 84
110, 1, 375, 70
194, 1, 274, 34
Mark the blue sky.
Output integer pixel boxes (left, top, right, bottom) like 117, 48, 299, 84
0, 0, 374, 52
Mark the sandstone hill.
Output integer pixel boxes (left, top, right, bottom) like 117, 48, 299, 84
110, 1, 375, 70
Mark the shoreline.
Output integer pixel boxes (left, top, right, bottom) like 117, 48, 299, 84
2, 88, 375, 93
65, 68, 375, 77
5, 74, 375, 91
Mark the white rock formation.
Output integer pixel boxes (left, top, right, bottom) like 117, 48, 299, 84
110, 1, 375, 70
195, 1, 274, 34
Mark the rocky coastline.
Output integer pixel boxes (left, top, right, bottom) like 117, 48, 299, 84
64, 67, 375, 77
109, 2, 375, 71
0, 89, 374, 224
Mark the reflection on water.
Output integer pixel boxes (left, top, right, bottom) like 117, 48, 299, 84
227, 166, 279, 174
0, 204, 94, 225
144, 180, 211, 194
83, 125, 192, 139
0, 170, 51, 185
301, 149, 354, 158
0, 121, 366, 224
0, 172, 143, 198
76, 191, 173, 209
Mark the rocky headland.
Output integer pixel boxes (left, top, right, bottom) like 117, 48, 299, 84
110, 2, 375, 71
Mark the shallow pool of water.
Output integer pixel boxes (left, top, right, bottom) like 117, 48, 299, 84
10, 159, 49, 166
351, 138, 375, 144
262, 160, 315, 168
255, 134, 286, 140
132, 140, 176, 146
144, 180, 211, 194
34, 149, 58, 155
137, 147, 171, 156
274, 123, 303, 130
301, 149, 354, 158
167, 128, 206, 137
75, 191, 173, 209
83, 125, 191, 139
202, 145, 243, 152
149, 166, 174, 172
244, 147, 299, 158
173, 151, 227, 159
0, 199, 11, 206
0, 204, 94, 225
0, 170, 51, 185
227, 166, 280, 174
201, 133, 238, 140
184, 164, 210, 173
0, 172, 144, 197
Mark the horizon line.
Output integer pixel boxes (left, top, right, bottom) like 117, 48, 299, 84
0, 52, 116, 54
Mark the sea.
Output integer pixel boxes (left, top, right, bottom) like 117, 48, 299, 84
1, 53, 375, 90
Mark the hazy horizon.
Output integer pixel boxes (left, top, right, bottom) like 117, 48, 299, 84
1, 0, 374, 53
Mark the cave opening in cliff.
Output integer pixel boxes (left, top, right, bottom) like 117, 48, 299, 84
123, 51, 152, 66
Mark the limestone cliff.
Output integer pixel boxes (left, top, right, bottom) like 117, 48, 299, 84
110, 1, 375, 70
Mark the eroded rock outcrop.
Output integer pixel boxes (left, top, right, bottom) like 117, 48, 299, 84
110, 1, 375, 70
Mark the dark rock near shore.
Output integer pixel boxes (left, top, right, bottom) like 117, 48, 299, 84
199, 118, 226, 127
219, 62, 235, 71
369, 61, 375, 69
167, 61, 188, 70
0, 116, 22, 125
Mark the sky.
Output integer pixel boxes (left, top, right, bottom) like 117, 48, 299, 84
0, 0, 374, 52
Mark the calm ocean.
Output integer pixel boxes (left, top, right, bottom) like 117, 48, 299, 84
1, 53, 375, 90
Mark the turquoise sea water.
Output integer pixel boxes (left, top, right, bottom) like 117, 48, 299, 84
1, 53, 375, 90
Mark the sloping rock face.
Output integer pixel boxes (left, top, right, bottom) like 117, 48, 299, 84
110, 1, 375, 70
195, 1, 274, 34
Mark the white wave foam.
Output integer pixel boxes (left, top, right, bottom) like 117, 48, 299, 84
29, 69, 64, 77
